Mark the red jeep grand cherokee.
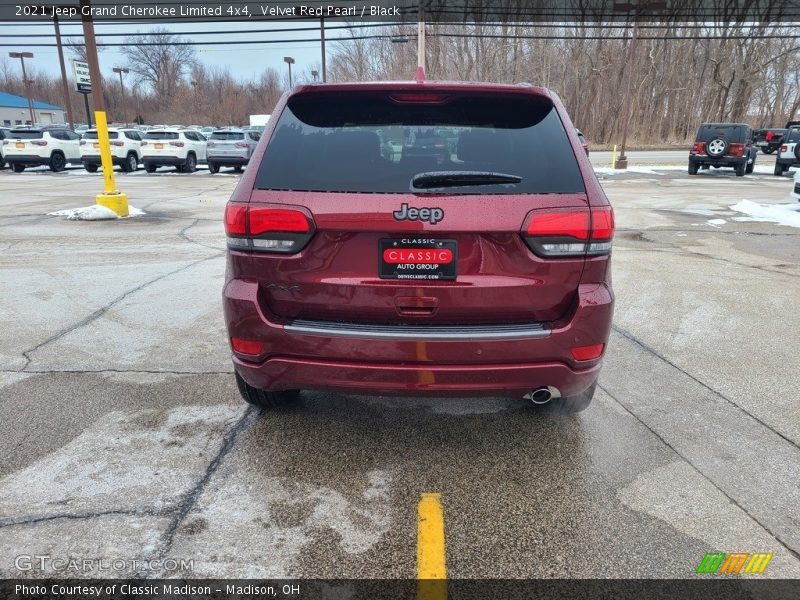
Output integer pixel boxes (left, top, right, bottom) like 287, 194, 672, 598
223, 81, 614, 413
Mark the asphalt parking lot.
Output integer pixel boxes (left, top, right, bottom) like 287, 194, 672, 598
1, 151, 799, 579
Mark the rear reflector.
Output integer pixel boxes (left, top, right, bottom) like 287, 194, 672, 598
225, 203, 314, 253
780, 145, 788, 152
691, 142, 705, 155
728, 143, 745, 157
231, 337, 265, 355
523, 206, 614, 257
571, 343, 605, 361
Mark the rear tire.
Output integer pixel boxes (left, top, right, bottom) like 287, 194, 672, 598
145, 162, 156, 173
122, 152, 137, 173
234, 165, 243, 173
207, 162, 220, 174
762, 147, 775, 154
84, 164, 98, 173
12, 163, 25, 173
235, 372, 300, 409
735, 162, 746, 177
774, 162, 785, 176
183, 153, 196, 173
688, 162, 699, 175
745, 156, 755, 174
49, 152, 66, 172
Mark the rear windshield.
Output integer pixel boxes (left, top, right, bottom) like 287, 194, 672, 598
8, 130, 43, 139
255, 92, 585, 194
210, 131, 244, 141
84, 131, 119, 140
787, 128, 800, 143
696, 125, 747, 142
144, 131, 179, 140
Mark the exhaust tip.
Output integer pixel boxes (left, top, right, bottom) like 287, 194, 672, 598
525, 386, 561, 405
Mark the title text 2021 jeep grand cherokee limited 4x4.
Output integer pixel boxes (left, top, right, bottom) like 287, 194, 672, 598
223, 81, 614, 413
689, 123, 756, 176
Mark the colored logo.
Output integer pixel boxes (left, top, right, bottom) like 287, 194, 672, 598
696, 552, 773, 574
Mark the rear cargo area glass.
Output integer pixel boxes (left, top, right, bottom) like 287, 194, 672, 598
256, 92, 585, 194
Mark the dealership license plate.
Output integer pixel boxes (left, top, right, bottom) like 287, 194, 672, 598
15, 142, 24, 149
155, 143, 163, 150
379, 239, 457, 280
93, 143, 99, 148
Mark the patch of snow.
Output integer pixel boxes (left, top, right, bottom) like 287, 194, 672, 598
706, 218, 726, 226
730, 200, 800, 229
48, 205, 146, 220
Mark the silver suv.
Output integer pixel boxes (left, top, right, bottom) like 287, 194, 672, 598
206, 128, 260, 174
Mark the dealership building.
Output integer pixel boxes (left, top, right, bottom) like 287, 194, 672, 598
0, 91, 66, 126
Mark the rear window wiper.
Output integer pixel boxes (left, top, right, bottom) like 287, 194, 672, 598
410, 171, 523, 190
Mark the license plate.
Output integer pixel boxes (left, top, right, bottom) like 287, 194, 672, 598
15, 142, 24, 149
93, 143, 99, 148
379, 239, 457, 280
155, 143, 163, 150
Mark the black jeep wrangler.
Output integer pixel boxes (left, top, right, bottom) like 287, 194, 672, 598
688, 123, 757, 177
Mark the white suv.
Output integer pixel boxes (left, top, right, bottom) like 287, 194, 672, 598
0, 127, 11, 168
775, 126, 800, 176
80, 127, 143, 173
141, 128, 206, 173
2, 127, 81, 172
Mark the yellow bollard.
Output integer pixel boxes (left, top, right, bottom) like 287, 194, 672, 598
611, 144, 617, 169
94, 110, 129, 217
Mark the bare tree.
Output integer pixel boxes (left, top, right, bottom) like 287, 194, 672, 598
120, 28, 196, 98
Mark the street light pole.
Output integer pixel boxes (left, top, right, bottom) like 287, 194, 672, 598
283, 56, 295, 88
320, 17, 327, 82
113, 67, 129, 127
416, 20, 426, 79
53, 15, 75, 130
9, 52, 35, 125
614, 18, 639, 169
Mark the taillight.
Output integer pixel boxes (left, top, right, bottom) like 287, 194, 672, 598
780, 145, 788, 152
522, 206, 614, 258
766, 131, 774, 141
110, 140, 123, 146
207, 142, 215, 148
80, 140, 86, 146
141, 140, 148, 146
169, 141, 184, 147
234, 142, 249, 148
728, 143, 745, 157
691, 141, 705, 155
31, 140, 47, 146
225, 203, 314, 253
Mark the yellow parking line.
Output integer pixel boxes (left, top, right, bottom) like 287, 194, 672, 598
417, 492, 447, 600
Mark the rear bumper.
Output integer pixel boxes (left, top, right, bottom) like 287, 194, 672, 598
777, 157, 798, 167
689, 154, 747, 167
208, 154, 248, 166
82, 155, 124, 166
5, 155, 70, 166
142, 156, 185, 166
224, 281, 613, 398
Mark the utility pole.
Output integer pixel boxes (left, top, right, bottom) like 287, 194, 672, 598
320, 17, 327, 82
9, 52, 35, 125
53, 15, 74, 130
614, 18, 639, 169
416, 20, 426, 80
80, 0, 128, 216
113, 67, 129, 127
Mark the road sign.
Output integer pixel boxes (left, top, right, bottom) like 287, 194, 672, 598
72, 59, 91, 93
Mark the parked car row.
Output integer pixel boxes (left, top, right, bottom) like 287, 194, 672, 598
688, 121, 799, 177
0, 125, 261, 174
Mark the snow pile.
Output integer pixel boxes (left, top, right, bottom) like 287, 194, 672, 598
730, 200, 800, 229
706, 219, 726, 227
48, 205, 146, 221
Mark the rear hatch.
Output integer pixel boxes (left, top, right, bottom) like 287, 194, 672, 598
142, 131, 181, 156
4, 129, 45, 155
208, 131, 247, 156
241, 88, 594, 325
80, 130, 120, 156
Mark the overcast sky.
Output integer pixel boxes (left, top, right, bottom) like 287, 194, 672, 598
0, 21, 361, 83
